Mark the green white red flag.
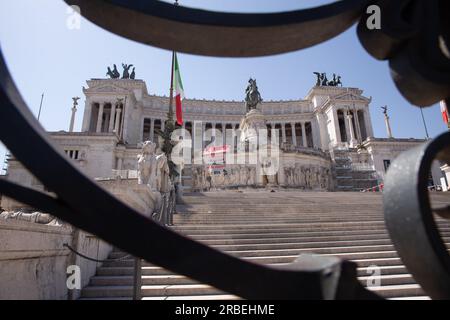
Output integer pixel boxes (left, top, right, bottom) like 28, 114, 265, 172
173, 53, 184, 125
440, 100, 449, 125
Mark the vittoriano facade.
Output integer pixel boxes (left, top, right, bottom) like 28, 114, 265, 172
1, 0, 449, 301
2, 76, 443, 211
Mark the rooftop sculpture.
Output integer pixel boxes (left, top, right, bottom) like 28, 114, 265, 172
106, 63, 136, 79
313, 72, 342, 87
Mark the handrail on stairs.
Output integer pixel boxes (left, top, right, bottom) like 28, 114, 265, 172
133, 257, 142, 300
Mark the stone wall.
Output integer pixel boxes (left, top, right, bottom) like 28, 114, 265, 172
97, 178, 160, 218
0, 218, 112, 300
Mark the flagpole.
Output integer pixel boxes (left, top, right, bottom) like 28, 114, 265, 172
168, 51, 175, 123
37, 93, 44, 121
167, 0, 178, 124
419, 107, 429, 139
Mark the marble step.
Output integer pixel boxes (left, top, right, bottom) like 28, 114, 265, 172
81, 284, 226, 298
368, 284, 424, 298
80, 192, 450, 300
177, 230, 392, 240
184, 232, 450, 244
90, 272, 417, 288
357, 265, 408, 276
177, 236, 450, 248
90, 275, 197, 286
171, 223, 390, 233
175, 208, 383, 212
390, 296, 430, 300
199, 244, 399, 258
96, 266, 174, 276
161, 294, 240, 300
95, 260, 413, 280
109, 235, 394, 253
172, 225, 450, 234
110, 239, 396, 255
82, 277, 421, 299
173, 218, 386, 224
102, 250, 400, 268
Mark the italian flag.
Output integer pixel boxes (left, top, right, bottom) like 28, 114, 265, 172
440, 100, 449, 125
173, 53, 184, 125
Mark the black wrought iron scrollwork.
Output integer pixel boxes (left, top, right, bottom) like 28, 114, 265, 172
0, 48, 379, 299
357, 0, 450, 106
0, 0, 449, 299
64, 0, 370, 58
65, 0, 449, 106
383, 131, 450, 299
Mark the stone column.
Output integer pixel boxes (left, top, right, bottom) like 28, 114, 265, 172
301, 122, 307, 147
109, 103, 116, 132
81, 99, 92, 132
120, 97, 127, 141
233, 124, 239, 154
212, 122, 216, 139
150, 119, 155, 142
311, 120, 317, 149
291, 123, 297, 146
332, 108, 341, 143
342, 109, 350, 143
353, 108, 362, 142
384, 113, 393, 138
139, 118, 145, 142
222, 123, 226, 146
161, 119, 165, 132
202, 122, 206, 150
364, 109, 374, 138
114, 108, 122, 135
69, 105, 77, 132
96, 103, 104, 133
281, 123, 286, 143
347, 111, 357, 147
278, 158, 285, 186
117, 157, 123, 170
316, 113, 328, 151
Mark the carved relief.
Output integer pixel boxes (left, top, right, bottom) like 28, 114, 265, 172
280, 164, 331, 190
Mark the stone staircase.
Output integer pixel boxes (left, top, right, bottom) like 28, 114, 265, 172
180, 165, 194, 193
80, 191, 450, 300
332, 149, 378, 191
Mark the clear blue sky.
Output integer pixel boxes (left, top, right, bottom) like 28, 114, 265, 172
0, 0, 447, 174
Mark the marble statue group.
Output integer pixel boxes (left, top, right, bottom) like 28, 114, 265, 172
137, 140, 170, 193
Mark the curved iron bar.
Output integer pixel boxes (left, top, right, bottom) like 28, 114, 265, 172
0, 178, 89, 229
0, 50, 380, 299
3, 0, 448, 300
66, 0, 449, 106
357, 0, 450, 106
64, 0, 370, 57
383, 131, 450, 299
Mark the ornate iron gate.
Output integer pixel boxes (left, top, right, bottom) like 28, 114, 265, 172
0, 0, 448, 299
